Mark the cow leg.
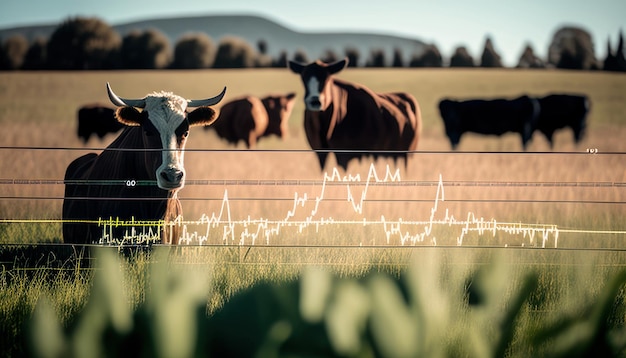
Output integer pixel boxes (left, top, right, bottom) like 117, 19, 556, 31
247, 131, 257, 149
316, 151, 328, 170
335, 153, 351, 171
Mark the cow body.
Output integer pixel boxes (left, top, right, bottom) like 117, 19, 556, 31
208, 93, 296, 148
63, 83, 226, 245
438, 96, 540, 149
536, 94, 589, 146
289, 58, 421, 170
77, 104, 123, 143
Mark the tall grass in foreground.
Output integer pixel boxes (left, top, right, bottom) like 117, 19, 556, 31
2, 246, 626, 357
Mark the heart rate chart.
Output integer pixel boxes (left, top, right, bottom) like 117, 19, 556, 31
98, 163, 569, 248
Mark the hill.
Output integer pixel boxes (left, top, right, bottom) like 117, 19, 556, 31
0, 14, 427, 66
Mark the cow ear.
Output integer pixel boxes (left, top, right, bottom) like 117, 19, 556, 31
327, 58, 348, 75
115, 107, 142, 126
188, 106, 217, 127
288, 60, 305, 74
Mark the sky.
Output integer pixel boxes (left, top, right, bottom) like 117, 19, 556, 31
0, 0, 624, 66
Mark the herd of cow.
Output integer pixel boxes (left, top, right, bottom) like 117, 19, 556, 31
64, 58, 590, 244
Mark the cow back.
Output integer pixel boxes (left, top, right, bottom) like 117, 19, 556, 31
537, 94, 589, 143
306, 78, 420, 169
210, 97, 268, 148
77, 104, 121, 143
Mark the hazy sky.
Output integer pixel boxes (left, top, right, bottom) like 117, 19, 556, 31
1, 0, 624, 66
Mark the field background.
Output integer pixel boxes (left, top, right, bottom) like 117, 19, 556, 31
0, 68, 624, 248
1, 68, 625, 357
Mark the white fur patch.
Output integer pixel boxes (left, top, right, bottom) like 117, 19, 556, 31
305, 76, 322, 110
144, 93, 189, 189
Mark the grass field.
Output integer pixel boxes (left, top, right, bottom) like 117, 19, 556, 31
0, 68, 624, 246
0, 68, 625, 356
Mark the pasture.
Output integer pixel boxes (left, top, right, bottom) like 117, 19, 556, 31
1, 68, 626, 356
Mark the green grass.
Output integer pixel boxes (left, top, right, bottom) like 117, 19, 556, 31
4, 247, 626, 357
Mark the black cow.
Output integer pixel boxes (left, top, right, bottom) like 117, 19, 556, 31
438, 96, 540, 149
63, 83, 226, 245
77, 104, 123, 143
288, 58, 421, 170
207, 93, 296, 148
535, 94, 589, 146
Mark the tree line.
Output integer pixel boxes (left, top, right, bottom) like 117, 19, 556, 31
0, 17, 624, 71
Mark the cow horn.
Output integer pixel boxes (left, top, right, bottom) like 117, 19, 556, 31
188, 87, 227, 107
106, 82, 146, 108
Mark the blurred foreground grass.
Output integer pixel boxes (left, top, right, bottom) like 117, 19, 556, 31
1, 245, 625, 357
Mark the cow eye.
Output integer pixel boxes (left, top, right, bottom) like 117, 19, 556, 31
175, 121, 190, 138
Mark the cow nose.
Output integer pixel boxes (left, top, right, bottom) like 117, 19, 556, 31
308, 97, 321, 109
160, 168, 184, 186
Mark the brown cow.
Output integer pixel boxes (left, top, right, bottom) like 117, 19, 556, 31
288, 58, 421, 170
63, 83, 226, 245
207, 93, 296, 148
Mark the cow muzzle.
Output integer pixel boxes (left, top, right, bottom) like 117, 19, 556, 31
305, 96, 322, 111
158, 167, 185, 190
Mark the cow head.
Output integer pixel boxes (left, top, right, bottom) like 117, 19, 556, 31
261, 92, 296, 137
107, 83, 226, 190
438, 100, 462, 150
288, 58, 348, 111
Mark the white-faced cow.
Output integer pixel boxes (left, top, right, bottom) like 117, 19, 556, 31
288, 58, 421, 170
438, 96, 540, 150
535, 94, 589, 147
77, 104, 123, 143
63, 83, 226, 245
206, 93, 296, 148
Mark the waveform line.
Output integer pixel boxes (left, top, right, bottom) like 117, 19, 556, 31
3, 163, 621, 247
170, 164, 565, 248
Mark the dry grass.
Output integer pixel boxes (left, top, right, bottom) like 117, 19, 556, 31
0, 69, 624, 247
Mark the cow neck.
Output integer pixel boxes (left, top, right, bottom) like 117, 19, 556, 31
98, 127, 160, 184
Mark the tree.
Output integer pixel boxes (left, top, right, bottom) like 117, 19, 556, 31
366, 49, 385, 67
603, 30, 626, 72
344, 47, 360, 67
392, 48, 404, 67
516, 44, 545, 68
548, 26, 598, 70
172, 32, 215, 69
292, 49, 308, 64
213, 36, 258, 68
0, 35, 29, 70
449, 46, 474, 67
617, 31, 626, 71
120, 29, 171, 69
46, 17, 120, 70
409, 44, 442, 67
257, 39, 268, 55
480, 37, 503, 67
22, 37, 47, 70
321, 49, 339, 63
273, 51, 288, 68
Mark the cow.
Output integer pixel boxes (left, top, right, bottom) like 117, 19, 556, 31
206, 93, 297, 148
77, 104, 123, 143
437, 96, 540, 150
62, 83, 226, 245
535, 94, 589, 147
288, 58, 421, 170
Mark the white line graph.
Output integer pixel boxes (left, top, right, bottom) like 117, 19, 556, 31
97, 163, 562, 247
